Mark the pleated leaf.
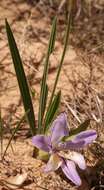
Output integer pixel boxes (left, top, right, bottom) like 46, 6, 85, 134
44, 90, 61, 133
0, 109, 3, 159
69, 119, 90, 136
2, 111, 29, 160
5, 20, 36, 135
44, 12, 72, 132
38, 17, 57, 133
63, 119, 90, 141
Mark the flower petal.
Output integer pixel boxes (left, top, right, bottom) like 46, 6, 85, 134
57, 140, 85, 150
70, 152, 86, 170
44, 154, 63, 172
59, 130, 97, 151
51, 113, 69, 146
74, 130, 97, 146
32, 135, 51, 152
61, 160, 81, 186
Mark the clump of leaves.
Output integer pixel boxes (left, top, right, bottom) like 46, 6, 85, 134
5, 12, 71, 136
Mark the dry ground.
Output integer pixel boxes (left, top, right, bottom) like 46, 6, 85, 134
0, 0, 104, 189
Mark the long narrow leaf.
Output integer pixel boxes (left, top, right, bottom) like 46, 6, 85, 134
69, 119, 90, 136
44, 12, 72, 131
38, 17, 57, 133
2, 111, 28, 160
41, 84, 48, 120
44, 90, 61, 132
63, 119, 90, 142
0, 109, 3, 159
5, 20, 36, 135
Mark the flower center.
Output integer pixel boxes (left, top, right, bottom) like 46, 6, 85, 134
59, 150, 73, 160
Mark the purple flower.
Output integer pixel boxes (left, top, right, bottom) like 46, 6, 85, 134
32, 113, 97, 186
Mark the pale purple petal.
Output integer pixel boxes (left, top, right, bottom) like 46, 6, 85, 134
44, 154, 63, 172
74, 130, 97, 146
70, 152, 86, 170
61, 160, 81, 186
32, 135, 51, 152
57, 140, 85, 150
51, 113, 69, 145
58, 130, 97, 150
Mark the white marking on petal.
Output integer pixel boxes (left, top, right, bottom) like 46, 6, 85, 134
70, 152, 86, 170
44, 154, 63, 172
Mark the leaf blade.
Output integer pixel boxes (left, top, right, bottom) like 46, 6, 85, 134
63, 119, 90, 142
0, 109, 3, 159
44, 90, 61, 132
2, 111, 29, 160
38, 17, 57, 133
49, 12, 71, 106
44, 12, 72, 130
5, 20, 36, 135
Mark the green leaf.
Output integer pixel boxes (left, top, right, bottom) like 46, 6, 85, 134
44, 90, 61, 132
2, 111, 29, 161
63, 119, 90, 141
70, 119, 90, 136
5, 20, 36, 135
41, 84, 48, 119
0, 109, 3, 159
45, 12, 72, 123
38, 17, 57, 133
